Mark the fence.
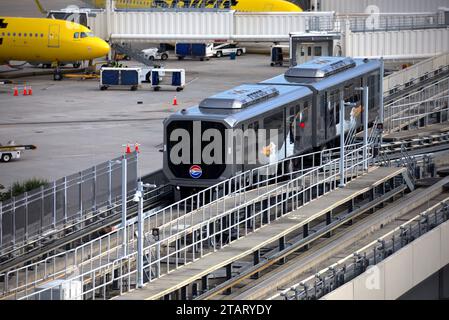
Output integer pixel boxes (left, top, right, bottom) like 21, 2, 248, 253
384, 52, 449, 95
384, 76, 449, 132
273, 196, 449, 300
19, 141, 374, 300
305, 12, 449, 33
1, 146, 329, 298
0, 153, 138, 257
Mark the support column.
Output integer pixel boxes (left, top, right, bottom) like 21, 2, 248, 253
251, 250, 260, 279
325, 211, 333, 238
363, 85, 369, 170
201, 275, 208, 293
279, 237, 286, 265
302, 223, 309, 251
180, 286, 187, 300
225, 264, 232, 295
121, 156, 127, 257
339, 90, 346, 187
192, 283, 198, 298
346, 199, 354, 225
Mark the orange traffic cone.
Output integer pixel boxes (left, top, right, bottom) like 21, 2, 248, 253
172, 95, 178, 106
28, 86, 32, 96
134, 142, 140, 153
13, 87, 18, 96
23, 86, 28, 96
126, 143, 131, 154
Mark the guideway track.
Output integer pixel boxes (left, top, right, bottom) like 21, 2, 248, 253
114, 166, 407, 300
0, 170, 172, 274
209, 177, 449, 300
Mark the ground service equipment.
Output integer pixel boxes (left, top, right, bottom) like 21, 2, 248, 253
0, 143, 37, 162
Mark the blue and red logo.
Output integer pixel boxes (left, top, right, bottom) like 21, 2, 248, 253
189, 165, 202, 179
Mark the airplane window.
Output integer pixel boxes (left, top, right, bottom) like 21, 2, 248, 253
29, 33, 32, 37
13, 33, 16, 36
7, 33, 10, 36
40, 33, 44, 37
18, 33, 21, 36
80, 32, 87, 38
87, 32, 94, 37
74, 32, 80, 39
24, 33, 27, 37
35, 33, 38, 37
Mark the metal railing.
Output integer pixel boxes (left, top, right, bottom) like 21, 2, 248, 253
343, 12, 448, 33
384, 53, 449, 96
0, 153, 138, 258
0, 147, 327, 299
384, 76, 449, 132
0, 183, 169, 299
273, 196, 449, 300
20, 142, 374, 300
307, 12, 449, 33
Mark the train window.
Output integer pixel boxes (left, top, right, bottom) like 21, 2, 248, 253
74, 32, 80, 39
336, 103, 340, 125
263, 111, 284, 149
302, 101, 309, 123
329, 102, 334, 126
314, 46, 322, 56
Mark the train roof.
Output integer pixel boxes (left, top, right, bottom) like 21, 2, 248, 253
167, 84, 313, 126
261, 57, 381, 91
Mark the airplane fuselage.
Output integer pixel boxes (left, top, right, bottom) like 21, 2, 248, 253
0, 17, 110, 64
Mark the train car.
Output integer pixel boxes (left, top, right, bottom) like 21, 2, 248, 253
163, 57, 382, 198
261, 57, 382, 149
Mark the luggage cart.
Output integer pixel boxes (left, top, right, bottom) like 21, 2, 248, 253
0, 141, 37, 162
151, 69, 185, 92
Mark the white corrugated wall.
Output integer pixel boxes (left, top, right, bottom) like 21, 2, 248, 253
345, 28, 449, 58
90, 11, 334, 41
89, 12, 108, 39
319, 0, 449, 13
234, 12, 308, 36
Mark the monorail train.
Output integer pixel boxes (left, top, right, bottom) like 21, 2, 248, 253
163, 57, 382, 198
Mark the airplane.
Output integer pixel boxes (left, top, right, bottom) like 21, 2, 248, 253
87, 0, 303, 11
0, 17, 110, 80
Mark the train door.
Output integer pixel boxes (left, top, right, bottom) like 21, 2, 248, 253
286, 104, 300, 157
262, 111, 285, 165
48, 24, 60, 48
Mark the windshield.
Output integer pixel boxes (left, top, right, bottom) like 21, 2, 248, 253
80, 32, 95, 38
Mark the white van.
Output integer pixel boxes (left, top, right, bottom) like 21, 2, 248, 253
141, 48, 169, 61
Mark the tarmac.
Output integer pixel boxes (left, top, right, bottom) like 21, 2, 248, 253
0, 0, 281, 188
0, 54, 283, 188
